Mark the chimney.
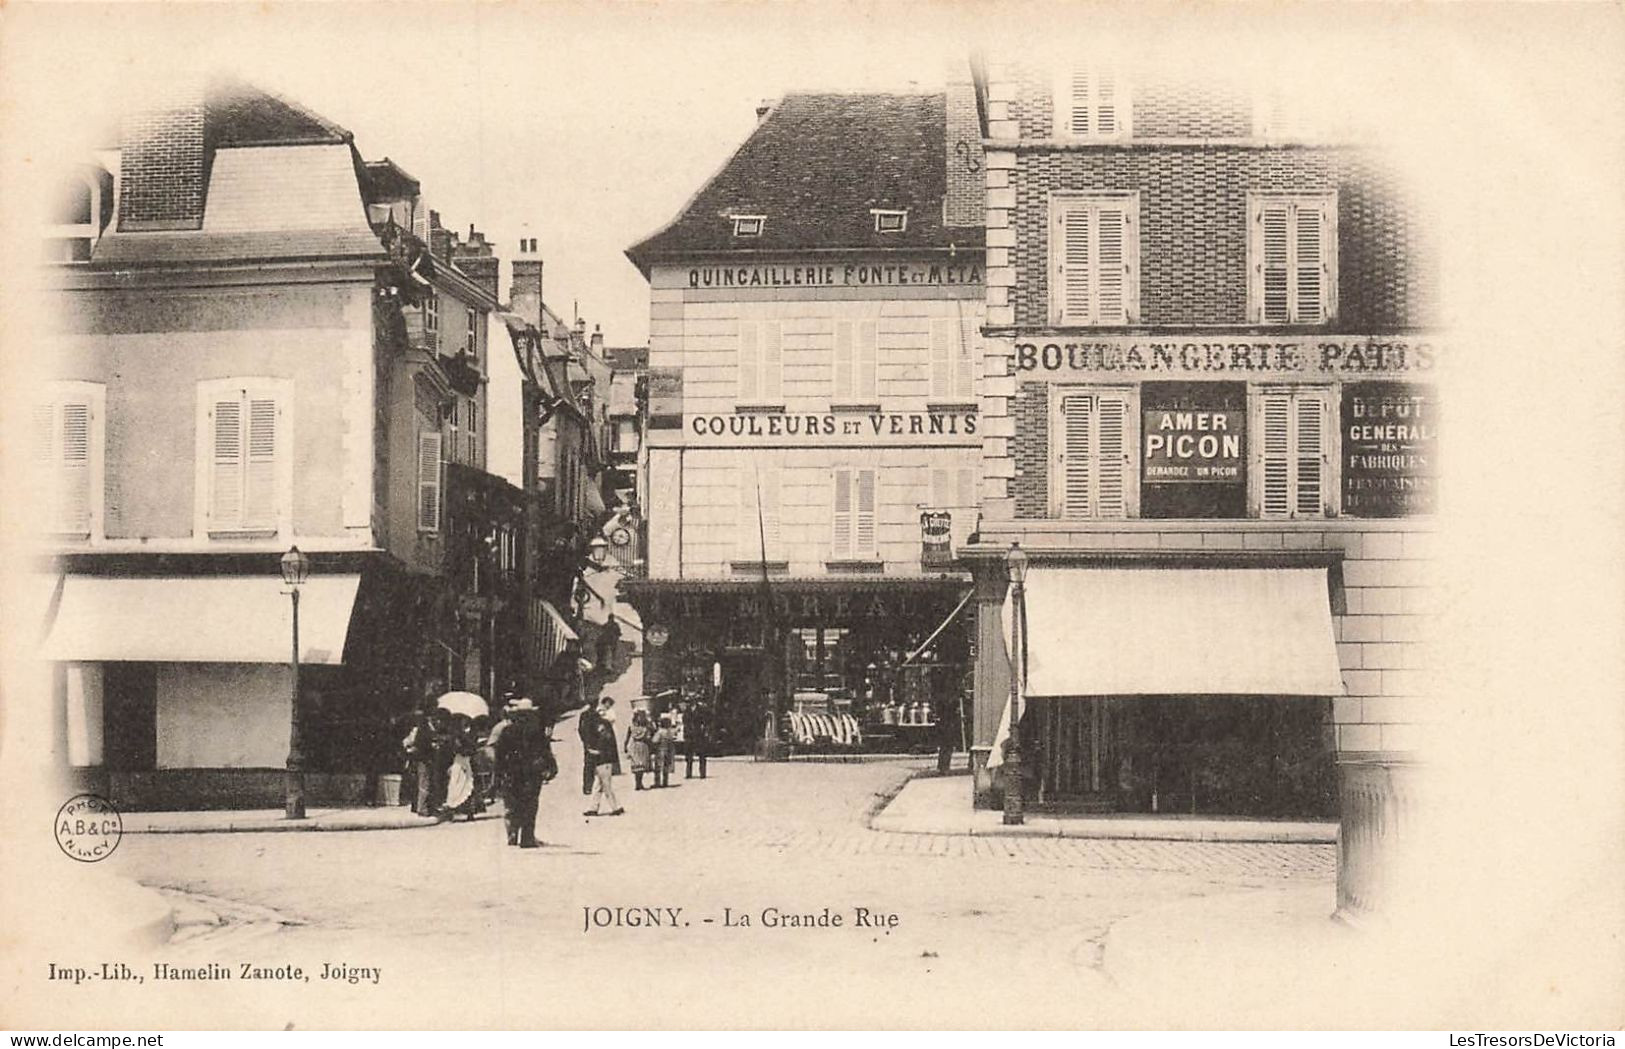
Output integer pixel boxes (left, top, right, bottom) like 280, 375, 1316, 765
589, 324, 604, 357
755, 98, 775, 122
943, 62, 985, 229
452, 223, 500, 300
428, 210, 455, 260
118, 77, 209, 231
509, 237, 543, 328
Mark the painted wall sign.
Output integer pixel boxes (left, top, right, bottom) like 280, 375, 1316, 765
1142, 409, 1244, 482
1341, 382, 1438, 517
646, 588, 953, 624
684, 410, 977, 446
687, 262, 982, 290
647, 367, 684, 429
1014, 337, 1442, 377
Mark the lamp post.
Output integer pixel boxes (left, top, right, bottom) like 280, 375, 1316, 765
1004, 541, 1028, 826
280, 545, 311, 820
588, 534, 609, 567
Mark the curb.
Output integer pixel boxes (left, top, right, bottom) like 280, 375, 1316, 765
122, 813, 445, 835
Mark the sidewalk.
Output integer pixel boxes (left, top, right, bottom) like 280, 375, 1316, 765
122, 805, 437, 834
872, 770, 1339, 843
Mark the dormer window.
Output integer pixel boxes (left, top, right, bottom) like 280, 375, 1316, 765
732, 215, 765, 238
872, 210, 908, 234
1055, 67, 1131, 141
44, 170, 111, 264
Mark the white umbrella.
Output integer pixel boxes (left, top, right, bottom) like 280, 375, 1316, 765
436, 691, 488, 719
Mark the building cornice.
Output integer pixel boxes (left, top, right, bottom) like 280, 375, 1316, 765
46, 258, 382, 292
984, 137, 1371, 153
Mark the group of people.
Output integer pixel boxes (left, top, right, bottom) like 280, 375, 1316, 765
575, 695, 713, 817
400, 706, 493, 822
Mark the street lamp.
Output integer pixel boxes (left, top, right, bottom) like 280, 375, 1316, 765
1004, 541, 1028, 826
587, 534, 610, 566
280, 545, 311, 820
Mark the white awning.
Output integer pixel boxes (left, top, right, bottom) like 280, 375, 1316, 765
39, 574, 361, 665
1006, 567, 1343, 697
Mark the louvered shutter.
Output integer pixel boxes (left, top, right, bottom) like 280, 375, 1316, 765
931, 467, 951, 510
1295, 204, 1325, 323
242, 398, 278, 529
833, 320, 854, 400
1067, 71, 1092, 135
211, 399, 244, 525
1259, 202, 1291, 324
1259, 393, 1293, 517
856, 320, 877, 399
1096, 205, 1128, 324
956, 468, 974, 511
831, 467, 853, 559
954, 314, 975, 398
761, 320, 783, 402
929, 318, 955, 399
855, 469, 877, 557
417, 431, 442, 531
1058, 205, 1091, 323
1295, 392, 1328, 516
738, 322, 760, 401
58, 402, 92, 533
32, 404, 55, 467
1060, 393, 1094, 517
1095, 393, 1130, 517
1095, 72, 1119, 137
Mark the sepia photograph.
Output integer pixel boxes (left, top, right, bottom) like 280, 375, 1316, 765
1, 1, 1621, 1034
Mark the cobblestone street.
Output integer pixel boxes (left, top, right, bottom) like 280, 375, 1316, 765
82, 740, 1336, 1028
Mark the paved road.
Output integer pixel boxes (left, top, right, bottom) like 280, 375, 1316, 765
83, 732, 1333, 1028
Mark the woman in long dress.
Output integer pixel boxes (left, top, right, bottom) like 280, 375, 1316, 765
442, 716, 483, 821
625, 709, 653, 791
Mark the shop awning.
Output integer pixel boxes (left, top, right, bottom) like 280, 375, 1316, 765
39, 574, 361, 665
1008, 567, 1343, 697
526, 598, 579, 674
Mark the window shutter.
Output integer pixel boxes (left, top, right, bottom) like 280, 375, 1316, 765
242, 398, 278, 530
931, 467, 950, 509
929, 318, 954, 399
833, 320, 854, 400
1260, 392, 1292, 517
954, 314, 975, 398
1095, 72, 1119, 137
1295, 392, 1328, 516
32, 404, 55, 466
1058, 205, 1091, 323
58, 402, 92, 533
856, 320, 877, 400
1260, 202, 1291, 324
211, 399, 244, 525
1095, 393, 1130, 517
417, 431, 442, 531
855, 468, 877, 556
761, 320, 783, 402
831, 467, 853, 559
738, 322, 760, 401
1067, 71, 1092, 135
957, 467, 974, 511
1295, 203, 1325, 323
1060, 393, 1094, 518
761, 471, 781, 561
1096, 205, 1128, 324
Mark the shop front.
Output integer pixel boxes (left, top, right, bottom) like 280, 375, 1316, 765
622, 577, 972, 756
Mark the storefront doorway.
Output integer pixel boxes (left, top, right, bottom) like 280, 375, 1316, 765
1027, 695, 1336, 818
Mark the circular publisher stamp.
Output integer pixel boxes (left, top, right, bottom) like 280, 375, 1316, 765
56, 793, 123, 863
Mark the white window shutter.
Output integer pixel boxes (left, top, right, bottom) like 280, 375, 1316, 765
762, 472, 781, 560
1260, 202, 1291, 324
211, 399, 244, 525
856, 320, 877, 399
929, 318, 954, 399
58, 402, 92, 533
761, 320, 783, 402
1095, 393, 1130, 518
1061, 393, 1093, 518
1058, 205, 1091, 324
1260, 392, 1292, 517
1095, 206, 1128, 324
1067, 71, 1092, 136
855, 468, 877, 556
1096, 72, 1119, 137
417, 431, 442, 531
1295, 392, 1329, 516
931, 467, 950, 509
738, 322, 760, 401
831, 467, 853, 559
833, 320, 854, 400
954, 314, 975, 398
1295, 203, 1326, 323
956, 468, 974, 511
242, 398, 278, 530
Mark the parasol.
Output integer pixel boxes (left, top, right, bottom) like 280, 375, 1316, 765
436, 690, 488, 719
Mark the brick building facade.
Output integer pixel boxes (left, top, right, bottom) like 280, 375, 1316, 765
965, 58, 1441, 922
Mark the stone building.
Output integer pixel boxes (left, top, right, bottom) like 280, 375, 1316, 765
963, 57, 1439, 920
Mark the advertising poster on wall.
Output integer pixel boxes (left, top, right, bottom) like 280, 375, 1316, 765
1140, 381, 1247, 518
1341, 382, 1438, 517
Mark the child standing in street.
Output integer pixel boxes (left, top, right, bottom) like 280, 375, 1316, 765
652, 713, 675, 789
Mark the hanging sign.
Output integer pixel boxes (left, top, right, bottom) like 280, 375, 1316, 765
920, 511, 954, 568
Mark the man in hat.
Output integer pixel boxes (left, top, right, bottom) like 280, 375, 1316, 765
493, 697, 554, 848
